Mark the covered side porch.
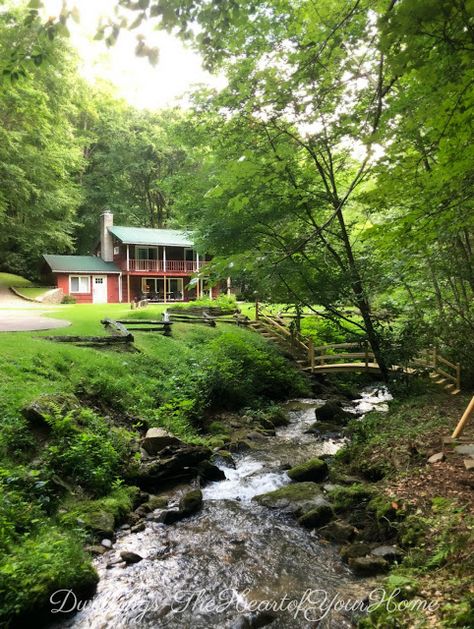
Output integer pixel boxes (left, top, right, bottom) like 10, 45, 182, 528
124, 275, 217, 303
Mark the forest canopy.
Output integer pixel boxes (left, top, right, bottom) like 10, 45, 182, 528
1, 0, 473, 380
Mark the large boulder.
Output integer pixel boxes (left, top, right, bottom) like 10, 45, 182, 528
287, 458, 328, 483
315, 400, 352, 425
297, 499, 334, 528
131, 445, 212, 490
254, 482, 325, 517
141, 428, 183, 455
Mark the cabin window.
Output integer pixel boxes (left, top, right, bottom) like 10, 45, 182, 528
70, 275, 90, 293
136, 246, 158, 260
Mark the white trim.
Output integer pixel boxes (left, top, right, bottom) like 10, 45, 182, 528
126, 244, 130, 271
69, 275, 91, 294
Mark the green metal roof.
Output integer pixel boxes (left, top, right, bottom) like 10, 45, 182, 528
108, 226, 194, 247
43, 255, 120, 274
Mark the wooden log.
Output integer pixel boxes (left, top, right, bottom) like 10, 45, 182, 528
452, 396, 474, 438
117, 319, 169, 325
44, 335, 131, 343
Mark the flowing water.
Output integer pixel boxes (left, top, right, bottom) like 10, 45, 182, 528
54, 386, 392, 629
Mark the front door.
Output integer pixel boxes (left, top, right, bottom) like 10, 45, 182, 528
92, 276, 108, 303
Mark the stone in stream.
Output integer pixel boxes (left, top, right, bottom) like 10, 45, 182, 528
349, 556, 390, 576
305, 421, 344, 438
159, 489, 204, 525
141, 428, 183, 455
318, 520, 356, 543
287, 458, 328, 482
297, 500, 334, 528
84, 545, 107, 556
147, 495, 169, 511
131, 444, 213, 489
197, 460, 226, 482
315, 400, 352, 425
230, 611, 276, 628
254, 482, 327, 517
100, 538, 113, 549
340, 542, 372, 562
179, 489, 203, 515
120, 550, 143, 565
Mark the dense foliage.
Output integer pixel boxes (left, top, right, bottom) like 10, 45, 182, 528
0, 312, 308, 623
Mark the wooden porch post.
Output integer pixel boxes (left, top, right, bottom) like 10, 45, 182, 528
127, 274, 131, 304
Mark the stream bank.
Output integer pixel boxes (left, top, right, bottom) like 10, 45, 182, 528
52, 386, 394, 629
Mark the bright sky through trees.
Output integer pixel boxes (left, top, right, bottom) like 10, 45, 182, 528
38, 0, 224, 109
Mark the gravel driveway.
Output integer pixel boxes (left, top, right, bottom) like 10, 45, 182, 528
0, 286, 70, 332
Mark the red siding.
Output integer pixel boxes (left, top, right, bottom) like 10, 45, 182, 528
56, 273, 92, 303
55, 273, 120, 303
107, 275, 120, 303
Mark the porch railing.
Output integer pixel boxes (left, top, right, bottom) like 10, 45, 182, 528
129, 259, 203, 273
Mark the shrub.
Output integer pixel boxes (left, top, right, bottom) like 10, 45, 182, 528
61, 294, 76, 304
0, 526, 97, 624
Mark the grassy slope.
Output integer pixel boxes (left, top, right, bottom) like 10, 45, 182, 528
0, 272, 33, 288
0, 303, 309, 625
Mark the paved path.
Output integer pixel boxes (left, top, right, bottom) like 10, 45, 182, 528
0, 285, 70, 332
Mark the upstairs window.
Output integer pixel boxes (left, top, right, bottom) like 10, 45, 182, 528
70, 276, 90, 293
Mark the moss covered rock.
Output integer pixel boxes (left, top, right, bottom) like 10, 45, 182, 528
179, 489, 203, 515
254, 482, 325, 516
298, 500, 334, 528
348, 555, 390, 576
287, 458, 328, 482
315, 400, 352, 425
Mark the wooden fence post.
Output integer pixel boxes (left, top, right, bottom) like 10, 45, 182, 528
456, 363, 461, 391
308, 339, 314, 373
255, 298, 259, 321
433, 346, 437, 369
452, 396, 474, 438
364, 341, 369, 369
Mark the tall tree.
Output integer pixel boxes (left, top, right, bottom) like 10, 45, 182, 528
0, 4, 83, 277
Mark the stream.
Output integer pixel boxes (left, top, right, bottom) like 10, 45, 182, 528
54, 386, 392, 629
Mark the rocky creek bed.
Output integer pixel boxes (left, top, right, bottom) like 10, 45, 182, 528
51, 387, 396, 629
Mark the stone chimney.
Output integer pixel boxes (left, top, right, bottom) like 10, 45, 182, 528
100, 211, 114, 262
